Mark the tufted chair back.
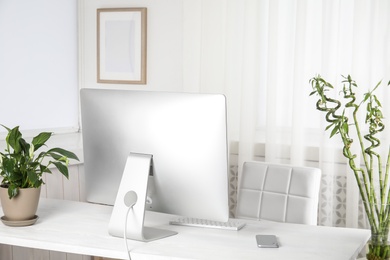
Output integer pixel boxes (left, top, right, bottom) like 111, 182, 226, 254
236, 161, 321, 225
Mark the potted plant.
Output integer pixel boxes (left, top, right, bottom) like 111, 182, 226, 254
0, 125, 79, 225
309, 75, 390, 260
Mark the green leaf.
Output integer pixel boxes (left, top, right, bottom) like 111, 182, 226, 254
27, 171, 39, 185
32, 132, 52, 151
47, 148, 79, 161
19, 138, 30, 155
342, 122, 349, 134
48, 152, 64, 161
51, 161, 69, 179
3, 157, 15, 174
325, 123, 335, 131
35, 151, 47, 161
373, 95, 382, 107
0, 125, 10, 132
372, 80, 382, 92
8, 184, 19, 199
6, 126, 22, 153
330, 125, 339, 138
327, 83, 334, 89
377, 110, 384, 119
8, 171, 22, 182
363, 93, 370, 102
40, 164, 51, 174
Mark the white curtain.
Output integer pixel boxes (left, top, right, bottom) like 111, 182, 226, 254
182, 0, 390, 228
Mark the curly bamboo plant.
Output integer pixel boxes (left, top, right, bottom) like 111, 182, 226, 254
309, 75, 390, 260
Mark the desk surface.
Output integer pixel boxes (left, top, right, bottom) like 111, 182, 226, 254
0, 199, 370, 260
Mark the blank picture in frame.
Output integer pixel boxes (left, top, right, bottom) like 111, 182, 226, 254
97, 8, 147, 84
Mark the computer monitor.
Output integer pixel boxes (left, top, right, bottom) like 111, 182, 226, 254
80, 89, 229, 240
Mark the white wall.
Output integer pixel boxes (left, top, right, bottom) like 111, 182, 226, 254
0, 0, 79, 133
78, 0, 237, 141
0, 0, 231, 132
79, 0, 230, 95
79, 0, 184, 92
1, 1, 240, 259
0, 2, 84, 259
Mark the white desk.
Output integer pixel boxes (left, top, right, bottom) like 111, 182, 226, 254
0, 199, 370, 260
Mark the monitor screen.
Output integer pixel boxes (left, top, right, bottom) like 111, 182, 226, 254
80, 89, 229, 222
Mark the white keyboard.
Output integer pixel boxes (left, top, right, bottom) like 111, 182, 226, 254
169, 217, 246, 231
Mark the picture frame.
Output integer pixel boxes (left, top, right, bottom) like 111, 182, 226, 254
97, 8, 147, 84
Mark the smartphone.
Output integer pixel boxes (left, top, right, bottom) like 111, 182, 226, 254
255, 234, 279, 248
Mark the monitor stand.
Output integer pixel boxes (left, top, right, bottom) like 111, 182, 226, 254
108, 153, 178, 242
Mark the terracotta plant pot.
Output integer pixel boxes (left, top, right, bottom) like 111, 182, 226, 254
0, 186, 41, 221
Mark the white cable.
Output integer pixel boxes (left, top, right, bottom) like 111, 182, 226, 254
123, 190, 137, 260
124, 205, 132, 260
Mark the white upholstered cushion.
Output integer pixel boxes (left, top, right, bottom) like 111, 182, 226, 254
236, 161, 321, 225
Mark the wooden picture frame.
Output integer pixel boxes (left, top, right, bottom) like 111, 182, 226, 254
97, 8, 147, 84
